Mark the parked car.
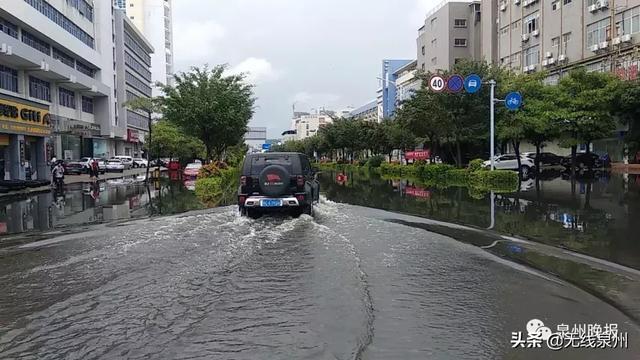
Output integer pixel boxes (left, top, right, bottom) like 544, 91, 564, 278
133, 158, 148, 168
522, 152, 563, 167
97, 158, 108, 174
106, 159, 125, 173
561, 153, 604, 170
63, 160, 85, 175
79, 157, 93, 173
482, 154, 536, 175
112, 156, 133, 170
237, 152, 320, 218
183, 163, 202, 178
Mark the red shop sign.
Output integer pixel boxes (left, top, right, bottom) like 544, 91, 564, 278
405, 186, 431, 199
405, 150, 431, 160
127, 129, 139, 143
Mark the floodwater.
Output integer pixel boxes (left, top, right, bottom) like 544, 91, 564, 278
0, 172, 638, 359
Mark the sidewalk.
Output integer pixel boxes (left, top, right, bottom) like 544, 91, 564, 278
0, 167, 162, 199
611, 163, 640, 175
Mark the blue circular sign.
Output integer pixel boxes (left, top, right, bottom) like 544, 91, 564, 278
505, 92, 523, 111
447, 74, 464, 93
464, 74, 482, 94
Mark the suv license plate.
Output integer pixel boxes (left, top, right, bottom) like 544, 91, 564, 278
260, 199, 283, 208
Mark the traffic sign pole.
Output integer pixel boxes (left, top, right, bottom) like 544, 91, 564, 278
489, 80, 496, 171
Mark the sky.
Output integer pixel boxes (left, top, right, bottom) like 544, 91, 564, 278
172, 0, 439, 138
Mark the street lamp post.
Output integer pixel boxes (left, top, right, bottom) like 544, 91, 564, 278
489, 80, 496, 171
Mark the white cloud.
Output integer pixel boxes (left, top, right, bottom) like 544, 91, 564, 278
227, 57, 281, 84
173, 20, 226, 70
411, 0, 440, 25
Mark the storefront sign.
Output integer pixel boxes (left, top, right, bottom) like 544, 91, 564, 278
19, 140, 25, 165
127, 129, 140, 143
0, 98, 51, 136
51, 115, 100, 137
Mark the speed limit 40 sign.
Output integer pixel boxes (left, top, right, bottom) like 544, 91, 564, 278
429, 75, 446, 92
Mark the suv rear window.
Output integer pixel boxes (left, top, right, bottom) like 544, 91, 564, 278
249, 156, 293, 175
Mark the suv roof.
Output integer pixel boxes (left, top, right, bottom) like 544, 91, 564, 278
242, 152, 308, 176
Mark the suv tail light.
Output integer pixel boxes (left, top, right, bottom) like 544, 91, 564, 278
296, 175, 304, 187
296, 194, 305, 203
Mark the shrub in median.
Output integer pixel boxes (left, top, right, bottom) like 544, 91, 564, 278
469, 170, 519, 191
366, 155, 384, 168
468, 159, 485, 172
419, 164, 455, 182
195, 177, 223, 205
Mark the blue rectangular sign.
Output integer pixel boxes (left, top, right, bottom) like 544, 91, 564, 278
262, 143, 271, 150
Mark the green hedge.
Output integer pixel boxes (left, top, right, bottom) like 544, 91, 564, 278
469, 170, 519, 191
195, 177, 223, 205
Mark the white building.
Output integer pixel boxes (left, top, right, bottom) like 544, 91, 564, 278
0, 0, 115, 180
124, 0, 174, 94
292, 112, 333, 141
244, 126, 267, 152
394, 60, 420, 105
350, 100, 378, 122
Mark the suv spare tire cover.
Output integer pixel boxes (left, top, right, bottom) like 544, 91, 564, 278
258, 165, 290, 197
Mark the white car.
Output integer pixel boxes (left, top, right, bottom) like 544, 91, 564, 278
112, 156, 133, 170
106, 159, 125, 173
133, 158, 148, 168
483, 154, 536, 175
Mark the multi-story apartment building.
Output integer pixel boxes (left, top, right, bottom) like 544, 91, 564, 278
377, 59, 413, 121
350, 100, 378, 122
292, 112, 333, 141
494, 0, 640, 160
124, 0, 175, 94
496, 0, 640, 81
394, 60, 421, 104
113, 9, 153, 158
0, 0, 115, 180
417, 0, 483, 73
244, 126, 267, 152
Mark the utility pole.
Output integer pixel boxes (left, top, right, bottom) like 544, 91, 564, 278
489, 79, 496, 171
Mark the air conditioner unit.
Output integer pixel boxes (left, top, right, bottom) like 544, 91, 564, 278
523, 0, 530, 6
545, 51, 553, 58
514, 0, 520, 4
522, 33, 530, 42
542, 59, 548, 67
590, 44, 600, 52
548, 58, 556, 65
588, 4, 598, 12
40, 61, 49, 72
612, 37, 622, 45
531, 29, 540, 37
0, 43, 6, 53
558, 54, 567, 62
621, 34, 632, 43
599, 41, 609, 49
500, 3, 507, 11
598, 0, 609, 9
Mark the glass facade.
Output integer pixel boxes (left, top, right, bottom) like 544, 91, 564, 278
0, 65, 18, 93
29, 77, 51, 102
24, 0, 95, 48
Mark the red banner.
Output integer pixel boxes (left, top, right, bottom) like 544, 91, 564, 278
127, 129, 139, 143
405, 186, 431, 199
405, 150, 431, 160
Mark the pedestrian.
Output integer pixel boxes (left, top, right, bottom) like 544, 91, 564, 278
91, 158, 100, 180
52, 162, 65, 190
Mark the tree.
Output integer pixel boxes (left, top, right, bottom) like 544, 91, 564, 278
554, 68, 620, 171
160, 65, 255, 161
613, 80, 640, 161
125, 96, 162, 183
147, 121, 206, 163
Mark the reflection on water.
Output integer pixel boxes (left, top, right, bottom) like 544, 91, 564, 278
320, 170, 640, 270
0, 178, 203, 242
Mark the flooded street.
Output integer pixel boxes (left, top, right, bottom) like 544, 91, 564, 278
0, 172, 639, 359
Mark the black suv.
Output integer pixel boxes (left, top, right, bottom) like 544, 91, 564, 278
238, 152, 320, 218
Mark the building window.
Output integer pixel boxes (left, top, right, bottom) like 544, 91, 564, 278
23, 0, 95, 48
59, 88, 76, 109
125, 71, 152, 96
454, 19, 467, 28
52, 48, 75, 68
524, 45, 540, 66
431, 38, 437, 48
562, 32, 572, 49
552, 1, 560, 10
75, 61, 96, 78
65, 0, 93, 21
0, 65, 18, 93
21, 30, 50, 55
430, 17, 438, 28
82, 96, 94, 113
551, 36, 560, 49
125, 51, 152, 81
421, 63, 425, 71
586, 18, 611, 48
29, 76, 51, 102
619, 6, 640, 36
511, 52, 521, 67
454, 38, 467, 47
563, 0, 572, 4
500, 26, 509, 36
512, 20, 520, 30
0, 17, 18, 38
431, 57, 437, 65
422, 45, 425, 55
124, 31, 152, 66
524, 12, 539, 34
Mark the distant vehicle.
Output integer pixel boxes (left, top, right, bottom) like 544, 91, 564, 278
561, 153, 605, 170
483, 154, 536, 175
593, 151, 611, 168
132, 158, 148, 168
238, 152, 320, 218
149, 159, 166, 167
522, 152, 563, 167
97, 158, 108, 174
106, 159, 125, 173
79, 157, 93, 173
63, 160, 84, 175
183, 163, 202, 178
112, 156, 133, 170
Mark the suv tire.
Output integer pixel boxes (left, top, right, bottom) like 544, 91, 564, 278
258, 165, 290, 197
